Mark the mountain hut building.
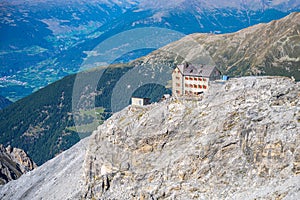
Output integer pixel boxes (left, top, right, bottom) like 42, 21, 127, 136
172, 63, 221, 97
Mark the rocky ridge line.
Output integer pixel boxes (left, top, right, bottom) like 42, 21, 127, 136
134, 12, 300, 80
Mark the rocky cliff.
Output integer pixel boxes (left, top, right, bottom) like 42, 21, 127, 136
0, 76, 299, 199
83, 76, 300, 199
0, 145, 37, 185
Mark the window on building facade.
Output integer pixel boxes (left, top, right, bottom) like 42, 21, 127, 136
185, 77, 188, 80
176, 83, 180, 87
203, 85, 207, 89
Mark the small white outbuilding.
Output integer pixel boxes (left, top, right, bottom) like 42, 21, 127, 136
131, 97, 151, 106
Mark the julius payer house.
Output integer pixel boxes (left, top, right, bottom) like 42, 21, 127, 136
172, 63, 221, 96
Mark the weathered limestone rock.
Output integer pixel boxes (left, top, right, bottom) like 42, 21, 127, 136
0, 76, 299, 200
83, 76, 300, 199
0, 145, 37, 185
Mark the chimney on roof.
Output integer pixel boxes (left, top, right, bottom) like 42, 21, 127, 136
184, 62, 189, 69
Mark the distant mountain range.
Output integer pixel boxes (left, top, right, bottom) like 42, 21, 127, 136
1, 0, 299, 101
146, 12, 300, 80
0, 13, 299, 165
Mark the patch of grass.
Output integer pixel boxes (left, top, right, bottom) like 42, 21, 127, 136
66, 120, 103, 134
67, 107, 105, 133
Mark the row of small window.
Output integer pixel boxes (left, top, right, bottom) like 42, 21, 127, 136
175, 76, 207, 82
183, 83, 207, 89
176, 83, 207, 89
185, 77, 207, 81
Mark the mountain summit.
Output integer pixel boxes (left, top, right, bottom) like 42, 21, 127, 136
0, 76, 299, 199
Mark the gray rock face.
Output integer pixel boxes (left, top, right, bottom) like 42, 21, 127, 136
0, 139, 88, 199
83, 76, 300, 199
0, 76, 299, 199
0, 145, 37, 185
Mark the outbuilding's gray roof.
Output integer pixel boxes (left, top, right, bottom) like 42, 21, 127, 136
177, 63, 217, 77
